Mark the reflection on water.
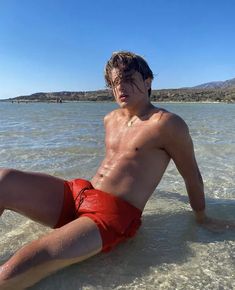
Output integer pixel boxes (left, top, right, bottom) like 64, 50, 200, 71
0, 102, 234, 289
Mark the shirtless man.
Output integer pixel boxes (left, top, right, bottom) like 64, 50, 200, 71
0, 51, 232, 289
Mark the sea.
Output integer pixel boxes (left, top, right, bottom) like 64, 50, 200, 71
0, 101, 235, 290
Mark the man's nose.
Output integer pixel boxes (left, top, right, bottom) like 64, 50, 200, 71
117, 80, 126, 90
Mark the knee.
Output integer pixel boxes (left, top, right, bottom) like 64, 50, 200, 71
0, 168, 9, 197
0, 168, 14, 183
0, 168, 21, 186
0, 168, 16, 203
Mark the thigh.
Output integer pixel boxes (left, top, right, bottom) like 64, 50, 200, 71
44, 216, 103, 261
0, 217, 103, 289
2, 169, 65, 227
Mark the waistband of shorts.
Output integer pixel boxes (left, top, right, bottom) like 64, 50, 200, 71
65, 178, 142, 217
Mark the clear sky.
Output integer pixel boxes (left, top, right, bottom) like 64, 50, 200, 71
0, 0, 235, 99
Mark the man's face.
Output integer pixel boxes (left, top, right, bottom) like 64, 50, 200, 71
110, 68, 151, 108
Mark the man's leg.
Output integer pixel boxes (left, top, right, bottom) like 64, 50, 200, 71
0, 168, 103, 288
0, 216, 103, 289
0, 168, 65, 227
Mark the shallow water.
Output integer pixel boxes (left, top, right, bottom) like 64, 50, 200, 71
0, 102, 235, 289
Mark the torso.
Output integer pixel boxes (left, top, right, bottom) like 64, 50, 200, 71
91, 106, 171, 210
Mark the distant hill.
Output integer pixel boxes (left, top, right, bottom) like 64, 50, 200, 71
193, 77, 235, 89
6, 90, 114, 102
151, 88, 235, 103
3, 77, 235, 103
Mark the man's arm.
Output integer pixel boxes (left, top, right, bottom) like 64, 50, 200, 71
161, 113, 235, 231
162, 113, 206, 222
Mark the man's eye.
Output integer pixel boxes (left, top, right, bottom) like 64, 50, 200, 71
113, 79, 120, 86
112, 76, 134, 87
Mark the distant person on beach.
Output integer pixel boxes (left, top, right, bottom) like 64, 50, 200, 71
0, 51, 234, 289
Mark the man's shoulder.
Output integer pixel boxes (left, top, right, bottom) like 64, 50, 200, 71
156, 109, 189, 133
104, 109, 121, 124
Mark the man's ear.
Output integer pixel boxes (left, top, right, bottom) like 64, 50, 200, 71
144, 77, 152, 90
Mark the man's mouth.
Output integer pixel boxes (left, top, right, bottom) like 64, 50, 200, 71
120, 94, 128, 101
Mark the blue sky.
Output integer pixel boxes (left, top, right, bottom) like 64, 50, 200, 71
0, 0, 235, 99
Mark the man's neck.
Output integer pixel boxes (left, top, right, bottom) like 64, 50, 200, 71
122, 102, 155, 119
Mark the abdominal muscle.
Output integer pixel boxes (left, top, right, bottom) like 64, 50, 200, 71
90, 149, 170, 210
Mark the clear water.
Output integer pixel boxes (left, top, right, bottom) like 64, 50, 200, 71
0, 102, 235, 289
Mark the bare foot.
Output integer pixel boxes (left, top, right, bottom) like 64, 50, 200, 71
200, 216, 235, 233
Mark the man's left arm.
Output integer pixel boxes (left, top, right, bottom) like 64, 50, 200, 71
163, 114, 235, 230
163, 114, 206, 222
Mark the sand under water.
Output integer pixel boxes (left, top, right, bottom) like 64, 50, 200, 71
0, 102, 234, 289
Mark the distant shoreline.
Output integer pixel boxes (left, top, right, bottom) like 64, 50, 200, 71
1, 87, 235, 103
1, 100, 234, 105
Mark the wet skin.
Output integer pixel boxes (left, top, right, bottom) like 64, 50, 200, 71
0, 68, 234, 289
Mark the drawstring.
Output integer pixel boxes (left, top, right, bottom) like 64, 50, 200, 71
74, 187, 90, 213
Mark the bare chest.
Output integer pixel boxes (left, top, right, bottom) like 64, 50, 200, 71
105, 123, 163, 153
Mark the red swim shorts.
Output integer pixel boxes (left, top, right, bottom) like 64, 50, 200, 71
54, 178, 142, 252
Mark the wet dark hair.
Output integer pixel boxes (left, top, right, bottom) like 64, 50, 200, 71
105, 51, 154, 97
